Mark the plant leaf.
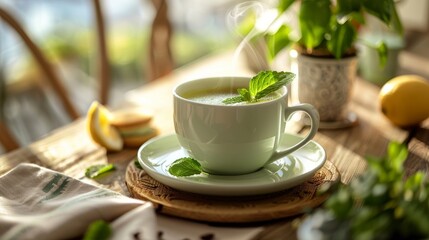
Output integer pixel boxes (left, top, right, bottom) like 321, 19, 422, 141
85, 164, 116, 179
376, 41, 388, 67
405, 172, 424, 191
83, 220, 111, 240
266, 25, 292, 60
222, 95, 245, 104
306, 141, 429, 239
389, 2, 403, 34
168, 157, 202, 177
299, 0, 331, 49
253, 71, 295, 100
325, 187, 354, 219
365, 156, 387, 178
222, 88, 249, 104
328, 21, 356, 59
387, 141, 407, 172
349, 12, 366, 25
278, 0, 296, 12
238, 88, 251, 101
223, 71, 295, 104
249, 71, 272, 99
337, 0, 361, 16
362, 0, 393, 25
336, 0, 365, 26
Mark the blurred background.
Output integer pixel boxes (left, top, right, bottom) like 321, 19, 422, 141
0, 0, 240, 150
0, 0, 428, 152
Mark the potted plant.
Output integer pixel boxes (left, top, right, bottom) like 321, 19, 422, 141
238, 0, 403, 126
357, 14, 405, 86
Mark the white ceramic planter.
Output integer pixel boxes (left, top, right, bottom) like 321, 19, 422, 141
297, 54, 358, 122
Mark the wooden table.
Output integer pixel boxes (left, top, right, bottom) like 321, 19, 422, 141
1, 50, 428, 239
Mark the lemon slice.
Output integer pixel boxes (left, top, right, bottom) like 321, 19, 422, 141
86, 101, 123, 151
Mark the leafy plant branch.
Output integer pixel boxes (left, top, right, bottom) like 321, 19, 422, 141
238, 0, 403, 63
302, 142, 429, 239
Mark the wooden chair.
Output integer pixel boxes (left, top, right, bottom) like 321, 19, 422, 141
0, 0, 173, 152
0, 6, 80, 152
148, 0, 174, 81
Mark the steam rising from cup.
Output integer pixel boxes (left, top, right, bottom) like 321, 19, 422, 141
227, 1, 280, 71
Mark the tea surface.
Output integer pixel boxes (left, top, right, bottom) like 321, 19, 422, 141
183, 88, 281, 105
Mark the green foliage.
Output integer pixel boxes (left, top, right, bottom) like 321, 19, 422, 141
307, 142, 429, 239
327, 20, 356, 59
223, 70, 295, 104
267, 0, 403, 59
266, 25, 292, 60
299, 0, 331, 50
361, 0, 394, 27
278, 0, 295, 12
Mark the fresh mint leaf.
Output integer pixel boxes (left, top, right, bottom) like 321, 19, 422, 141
222, 70, 295, 104
252, 71, 295, 100
168, 157, 203, 177
83, 220, 111, 240
222, 95, 245, 104
238, 88, 251, 102
85, 164, 116, 179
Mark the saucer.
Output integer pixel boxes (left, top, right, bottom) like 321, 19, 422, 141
137, 133, 326, 196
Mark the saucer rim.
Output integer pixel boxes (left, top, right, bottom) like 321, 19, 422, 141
137, 133, 326, 196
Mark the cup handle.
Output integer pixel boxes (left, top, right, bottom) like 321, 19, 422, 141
268, 103, 320, 163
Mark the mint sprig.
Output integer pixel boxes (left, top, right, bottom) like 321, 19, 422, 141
222, 70, 295, 104
304, 141, 429, 239
85, 164, 116, 178
168, 157, 203, 177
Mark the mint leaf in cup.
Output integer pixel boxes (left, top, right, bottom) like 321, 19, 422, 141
168, 157, 203, 177
222, 95, 246, 104
223, 70, 295, 104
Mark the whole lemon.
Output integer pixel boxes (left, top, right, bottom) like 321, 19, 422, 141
379, 75, 429, 127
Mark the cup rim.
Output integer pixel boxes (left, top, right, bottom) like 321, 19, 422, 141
173, 76, 287, 107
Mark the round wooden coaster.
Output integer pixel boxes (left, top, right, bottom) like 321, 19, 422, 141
125, 160, 340, 223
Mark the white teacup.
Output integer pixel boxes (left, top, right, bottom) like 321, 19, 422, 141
173, 77, 319, 175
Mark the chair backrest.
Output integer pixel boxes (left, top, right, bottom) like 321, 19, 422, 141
0, 0, 173, 152
0, 6, 81, 152
0, 7, 81, 120
93, 0, 110, 104
148, 0, 174, 81
0, 121, 19, 152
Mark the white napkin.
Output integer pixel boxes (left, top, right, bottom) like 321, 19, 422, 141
0, 163, 156, 240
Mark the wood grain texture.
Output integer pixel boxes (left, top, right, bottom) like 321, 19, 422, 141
125, 160, 340, 223
405, 119, 429, 178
